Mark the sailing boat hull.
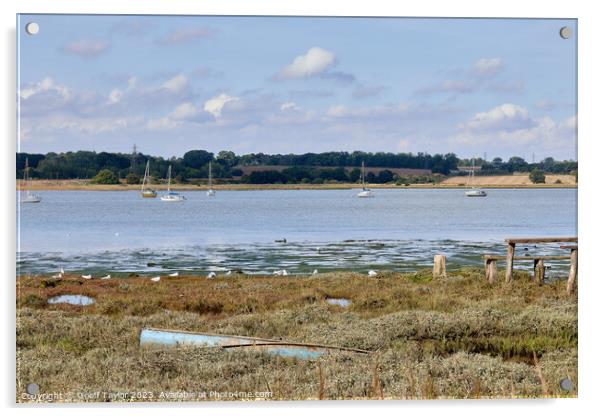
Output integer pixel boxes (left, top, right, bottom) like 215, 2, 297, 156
465, 189, 487, 197
161, 194, 186, 202
141, 191, 157, 198
21, 158, 42, 203
22, 195, 42, 203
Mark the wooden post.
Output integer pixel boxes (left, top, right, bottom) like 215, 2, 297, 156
534, 258, 545, 285
485, 258, 497, 284
433, 255, 446, 279
567, 248, 578, 294
505, 243, 515, 283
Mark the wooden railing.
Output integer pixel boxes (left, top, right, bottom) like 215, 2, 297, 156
502, 237, 577, 294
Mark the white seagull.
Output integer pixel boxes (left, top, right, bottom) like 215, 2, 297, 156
225, 270, 232, 276
100, 274, 111, 280
368, 270, 378, 277
81, 274, 92, 280
273, 269, 288, 276
207, 272, 216, 279
312, 269, 318, 275
150, 276, 161, 282
52, 267, 64, 279
168, 272, 179, 277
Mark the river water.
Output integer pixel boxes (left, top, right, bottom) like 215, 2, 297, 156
16, 188, 577, 276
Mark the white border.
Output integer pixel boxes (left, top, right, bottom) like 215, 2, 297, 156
2, 1, 600, 415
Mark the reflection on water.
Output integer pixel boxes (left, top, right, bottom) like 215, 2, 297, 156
47, 294, 95, 306
326, 298, 351, 307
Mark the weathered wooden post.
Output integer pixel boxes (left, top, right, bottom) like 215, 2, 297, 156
484, 257, 498, 284
505, 242, 515, 283
534, 258, 545, 285
567, 248, 578, 294
433, 255, 446, 278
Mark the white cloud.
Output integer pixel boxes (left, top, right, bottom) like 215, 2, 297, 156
352, 85, 387, 99
161, 74, 188, 93
62, 39, 110, 58
280, 102, 300, 111
170, 102, 199, 120
461, 103, 535, 132
20, 77, 70, 100
267, 102, 315, 125
108, 89, 123, 104
450, 108, 576, 159
204, 94, 239, 118
127, 77, 138, 90
146, 117, 179, 131
415, 79, 475, 95
34, 114, 138, 134
274, 47, 336, 80
473, 57, 504, 77
155, 27, 213, 45
325, 103, 412, 119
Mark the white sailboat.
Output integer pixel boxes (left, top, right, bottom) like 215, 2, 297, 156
357, 161, 374, 198
465, 158, 487, 197
21, 158, 42, 203
140, 160, 157, 198
207, 161, 216, 196
160, 165, 186, 202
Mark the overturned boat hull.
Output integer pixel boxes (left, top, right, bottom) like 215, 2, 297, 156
139, 328, 370, 360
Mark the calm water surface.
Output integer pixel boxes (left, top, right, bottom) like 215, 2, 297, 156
17, 188, 577, 276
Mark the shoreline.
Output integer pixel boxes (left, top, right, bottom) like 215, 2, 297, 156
16, 181, 577, 191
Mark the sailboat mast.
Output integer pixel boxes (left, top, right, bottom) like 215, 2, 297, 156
23, 158, 29, 194
361, 161, 365, 188
23, 158, 29, 182
167, 165, 171, 192
208, 161, 212, 188
141, 161, 148, 192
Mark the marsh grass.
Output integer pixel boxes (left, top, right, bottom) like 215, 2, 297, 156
16, 269, 577, 401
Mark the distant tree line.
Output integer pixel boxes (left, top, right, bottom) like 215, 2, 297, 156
457, 156, 577, 176
16, 150, 576, 185
16, 150, 458, 181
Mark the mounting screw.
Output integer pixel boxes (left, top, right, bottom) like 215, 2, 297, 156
559, 26, 572, 39
25, 22, 39, 35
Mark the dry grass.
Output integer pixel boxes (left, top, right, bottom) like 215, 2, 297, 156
16, 269, 577, 402
441, 174, 576, 186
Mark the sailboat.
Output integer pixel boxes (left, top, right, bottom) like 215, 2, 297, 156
160, 165, 186, 202
21, 158, 42, 203
206, 161, 216, 196
357, 161, 374, 198
140, 161, 157, 198
465, 158, 487, 197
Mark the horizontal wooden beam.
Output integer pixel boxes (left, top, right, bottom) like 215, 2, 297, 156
483, 255, 571, 261
505, 237, 577, 244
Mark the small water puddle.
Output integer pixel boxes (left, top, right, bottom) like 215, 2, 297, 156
325, 298, 351, 307
47, 294, 95, 306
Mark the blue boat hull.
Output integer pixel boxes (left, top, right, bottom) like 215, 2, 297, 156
139, 328, 369, 360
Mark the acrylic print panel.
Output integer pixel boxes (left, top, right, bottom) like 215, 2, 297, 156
16, 14, 577, 402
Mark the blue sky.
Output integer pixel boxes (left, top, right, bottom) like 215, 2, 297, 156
17, 15, 577, 160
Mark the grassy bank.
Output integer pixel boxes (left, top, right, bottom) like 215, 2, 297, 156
17, 179, 576, 191
16, 269, 577, 401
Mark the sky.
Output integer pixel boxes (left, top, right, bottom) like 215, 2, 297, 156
17, 15, 577, 160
